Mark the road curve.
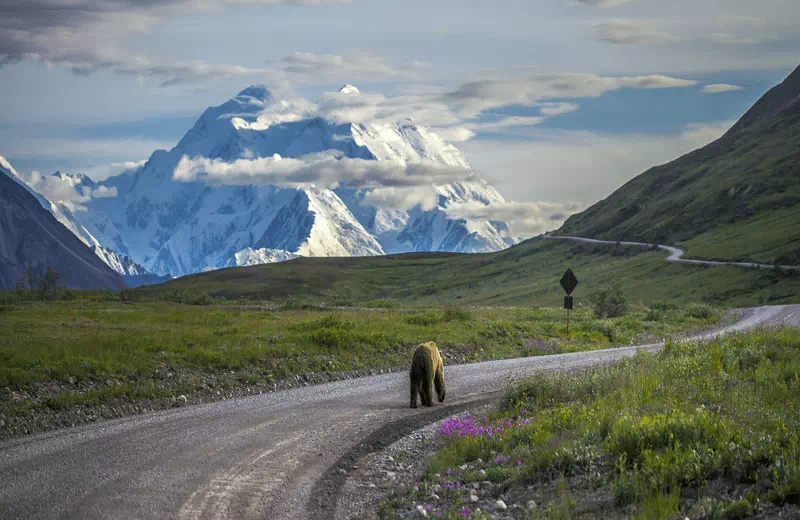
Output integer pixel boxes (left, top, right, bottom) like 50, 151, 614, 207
1, 306, 799, 520
549, 235, 800, 271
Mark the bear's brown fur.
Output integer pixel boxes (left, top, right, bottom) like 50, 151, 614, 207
409, 341, 446, 408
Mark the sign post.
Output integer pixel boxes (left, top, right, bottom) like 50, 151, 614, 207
559, 268, 579, 335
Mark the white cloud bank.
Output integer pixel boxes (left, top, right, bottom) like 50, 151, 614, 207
445, 200, 584, 238
173, 151, 477, 189
362, 187, 439, 211
22, 171, 118, 203
702, 83, 743, 94
574, 0, 636, 8
594, 20, 678, 44
460, 120, 736, 208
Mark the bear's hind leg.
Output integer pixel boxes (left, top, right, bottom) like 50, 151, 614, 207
421, 378, 434, 407
410, 379, 419, 408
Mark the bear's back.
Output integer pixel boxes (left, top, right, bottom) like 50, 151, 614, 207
417, 341, 443, 371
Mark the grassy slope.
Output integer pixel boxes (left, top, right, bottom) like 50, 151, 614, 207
383, 327, 800, 519
681, 204, 800, 265
146, 239, 800, 308
558, 66, 800, 263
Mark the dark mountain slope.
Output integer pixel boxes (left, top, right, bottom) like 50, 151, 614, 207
0, 172, 126, 290
557, 64, 800, 262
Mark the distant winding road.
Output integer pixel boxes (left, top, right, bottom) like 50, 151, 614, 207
549, 235, 800, 271
1, 305, 799, 519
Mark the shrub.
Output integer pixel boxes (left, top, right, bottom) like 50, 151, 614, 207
305, 313, 354, 331
331, 289, 355, 307
160, 289, 214, 306
443, 307, 473, 322
644, 308, 662, 322
721, 499, 753, 519
301, 313, 355, 349
589, 281, 628, 318
405, 311, 444, 326
649, 300, 678, 311
365, 299, 398, 309
684, 302, 718, 320
581, 319, 620, 342
119, 289, 143, 303
309, 327, 352, 349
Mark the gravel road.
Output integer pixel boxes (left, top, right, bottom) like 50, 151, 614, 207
1, 305, 798, 520
549, 235, 800, 271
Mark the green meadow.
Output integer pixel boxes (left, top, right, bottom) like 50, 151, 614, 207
384, 327, 800, 519
0, 299, 716, 422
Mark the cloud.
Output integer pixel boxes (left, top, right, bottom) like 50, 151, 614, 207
434, 127, 477, 143
574, 0, 636, 7
434, 104, 578, 142
441, 73, 697, 118
459, 120, 736, 208
446, 201, 582, 222
705, 33, 760, 45
538, 102, 580, 117
362, 186, 439, 211
594, 20, 678, 44
0, 136, 172, 161
88, 185, 118, 198
173, 151, 477, 188
702, 83, 743, 94
24, 171, 86, 203
317, 90, 459, 127
277, 51, 421, 83
315, 72, 695, 134
0, 0, 347, 84
21, 170, 118, 203
435, 116, 546, 140
81, 160, 146, 182
445, 200, 583, 239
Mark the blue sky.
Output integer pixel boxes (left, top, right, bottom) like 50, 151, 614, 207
1, 0, 799, 209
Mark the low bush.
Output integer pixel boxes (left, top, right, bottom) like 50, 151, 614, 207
119, 289, 143, 303
589, 281, 628, 318
405, 311, 444, 326
649, 300, 678, 311
159, 289, 214, 306
443, 307, 473, 322
684, 302, 719, 320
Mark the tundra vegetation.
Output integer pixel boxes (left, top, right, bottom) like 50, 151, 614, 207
138, 240, 800, 308
0, 296, 717, 436
379, 327, 800, 519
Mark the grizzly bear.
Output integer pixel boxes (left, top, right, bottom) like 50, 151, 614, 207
409, 341, 446, 408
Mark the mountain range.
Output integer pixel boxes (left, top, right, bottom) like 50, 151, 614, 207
4, 84, 519, 281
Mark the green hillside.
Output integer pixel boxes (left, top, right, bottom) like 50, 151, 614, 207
558, 64, 800, 265
147, 238, 800, 307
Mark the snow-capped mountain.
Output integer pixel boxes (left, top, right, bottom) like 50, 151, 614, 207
90, 245, 172, 287
226, 248, 300, 268
10, 84, 519, 278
